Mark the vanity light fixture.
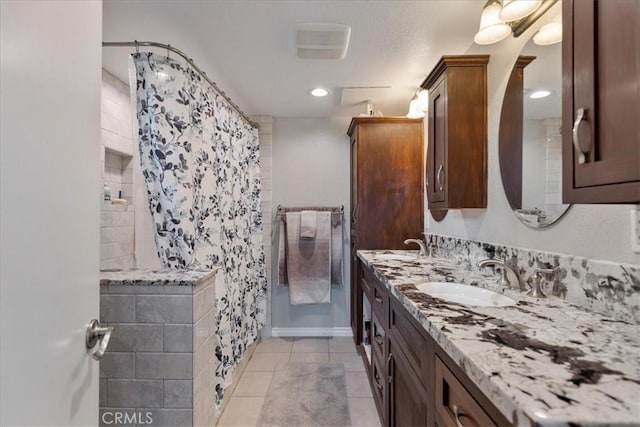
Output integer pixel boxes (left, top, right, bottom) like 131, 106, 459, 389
474, 0, 558, 44
499, 0, 542, 22
533, 21, 562, 45
474, 0, 512, 45
529, 89, 551, 99
310, 88, 329, 97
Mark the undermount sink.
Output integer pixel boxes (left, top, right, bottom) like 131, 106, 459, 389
415, 282, 516, 307
375, 254, 421, 262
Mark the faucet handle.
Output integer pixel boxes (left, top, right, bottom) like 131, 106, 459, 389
528, 266, 557, 298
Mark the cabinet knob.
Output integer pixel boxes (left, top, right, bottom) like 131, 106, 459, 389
572, 108, 590, 164
436, 165, 446, 191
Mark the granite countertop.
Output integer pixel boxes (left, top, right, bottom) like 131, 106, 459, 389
100, 268, 217, 287
358, 250, 640, 427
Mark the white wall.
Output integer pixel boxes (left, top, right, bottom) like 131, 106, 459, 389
100, 70, 136, 270
426, 15, 640, 266
271, 117, 351, 332
522, 119, 546, 209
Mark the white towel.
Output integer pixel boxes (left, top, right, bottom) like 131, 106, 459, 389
300, 210, 317, 239
286, 211, 331, 305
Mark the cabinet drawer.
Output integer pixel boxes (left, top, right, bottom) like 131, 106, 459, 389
389, 300, 429, 383
371, 311, 386, 362
371, 280, 388, 327
435, 356, 495, 427
361, 267, 373, 300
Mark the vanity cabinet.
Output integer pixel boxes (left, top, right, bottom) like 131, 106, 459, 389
562, 0, 640, 203
388, 299, 430, 426
421, 55, 489, 211
358, 260, 511, 427
347, 117, 424, 344
388, 338, 429, 427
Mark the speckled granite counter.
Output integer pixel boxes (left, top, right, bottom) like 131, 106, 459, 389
358, 250, 640, 427
100, 268, 216, 288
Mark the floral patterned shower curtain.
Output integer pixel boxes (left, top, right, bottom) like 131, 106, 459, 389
132, 52, 267, 410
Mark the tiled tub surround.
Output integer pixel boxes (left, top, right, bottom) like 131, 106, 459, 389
358, 250, 640, 426
99, 269, 219, 426
425, 233, 640, 324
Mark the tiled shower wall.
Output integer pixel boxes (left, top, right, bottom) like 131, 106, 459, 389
252, 116, 274, 336
100, 70, 136, 270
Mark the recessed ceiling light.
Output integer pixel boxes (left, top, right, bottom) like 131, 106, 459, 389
311, 88, 329, 97
529, 90, 551, 99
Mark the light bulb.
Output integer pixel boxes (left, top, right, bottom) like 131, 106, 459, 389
474, 2, 512, 45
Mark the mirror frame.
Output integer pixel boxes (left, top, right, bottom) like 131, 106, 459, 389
499, 55, 535, 211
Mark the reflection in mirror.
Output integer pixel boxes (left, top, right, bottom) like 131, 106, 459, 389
499, 7, 570, 229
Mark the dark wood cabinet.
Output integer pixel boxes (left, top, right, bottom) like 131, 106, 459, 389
347, 117, 424, 343
435, 357, 495, 427
562, 0, 640, 203
389, 339, 429, 427
358, 260, 512, 427
421, 56, 490, 212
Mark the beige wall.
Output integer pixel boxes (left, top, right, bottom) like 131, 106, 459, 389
270, 117, 351, 333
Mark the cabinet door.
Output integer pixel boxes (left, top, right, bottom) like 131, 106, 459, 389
388, 339, 429, 427
427, 77, 447, 206
563, 0, 640, 203
434, 356, 495, 427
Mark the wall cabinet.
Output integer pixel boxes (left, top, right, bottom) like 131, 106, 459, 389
562, 0, 640, 203
347, 117, 424, 344
358, 260, 510, 426
421, 55, 489, 211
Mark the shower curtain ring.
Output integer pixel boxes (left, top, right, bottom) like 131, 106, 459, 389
167, 44, 171, 59
134, 40, 139, 54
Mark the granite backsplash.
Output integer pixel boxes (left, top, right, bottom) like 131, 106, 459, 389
425, 233, 640, 324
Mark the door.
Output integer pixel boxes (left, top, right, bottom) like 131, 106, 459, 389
1, 1, 103, 425
388, 340, 429, 427
428, 78, 447, 205
564, 0, 640, 202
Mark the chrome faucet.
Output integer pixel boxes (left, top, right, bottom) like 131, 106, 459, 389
478, 258, 528, 292
404, 238, 428, 257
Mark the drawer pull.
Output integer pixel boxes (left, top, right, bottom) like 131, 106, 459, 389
374, 295, 383, 304
436, 164, 446, 191
453, 405, 465, 427
386, 353, 394, 384
375, 376, 383, 391
572, 107, 590, 164
374, 335, 383, 346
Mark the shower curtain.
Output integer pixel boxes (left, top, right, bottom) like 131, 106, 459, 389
132, 52, 267, 410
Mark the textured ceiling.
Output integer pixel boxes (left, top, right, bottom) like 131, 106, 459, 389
102, 1, 486, 118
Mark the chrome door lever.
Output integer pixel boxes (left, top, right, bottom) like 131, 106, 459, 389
85, 319, 113, 360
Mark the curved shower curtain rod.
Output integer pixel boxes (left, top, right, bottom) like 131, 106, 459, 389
102, 40, 259, 129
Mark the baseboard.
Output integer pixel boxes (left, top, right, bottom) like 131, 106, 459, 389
270, 327, 353, 337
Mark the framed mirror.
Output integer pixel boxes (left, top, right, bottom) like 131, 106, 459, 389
499, 12, 570, 229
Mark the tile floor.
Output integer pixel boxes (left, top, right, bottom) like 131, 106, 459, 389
217, 337, 381, 427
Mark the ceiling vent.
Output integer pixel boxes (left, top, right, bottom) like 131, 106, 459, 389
295, 23, 351, 60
